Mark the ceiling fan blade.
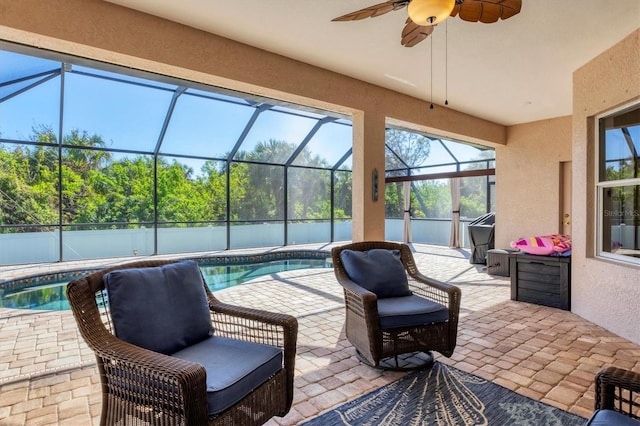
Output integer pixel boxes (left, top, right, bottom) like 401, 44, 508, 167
332, 0, 409, 22
401, 19, 435, 47
451, 0, 522, 23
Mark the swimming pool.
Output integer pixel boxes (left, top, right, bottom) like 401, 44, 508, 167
0, 251, 331, 311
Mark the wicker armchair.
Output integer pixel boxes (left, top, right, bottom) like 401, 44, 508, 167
586, 366, 640, 425
67, 259, 297, 426
332, 241, 461, 369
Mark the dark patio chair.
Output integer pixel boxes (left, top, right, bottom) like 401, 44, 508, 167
331, 241, 461, 369
586, 366, 640, 425
67, 259, 297, 426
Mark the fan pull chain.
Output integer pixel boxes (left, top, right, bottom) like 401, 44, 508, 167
445, 19, 449, 106
430, 36, 434, 110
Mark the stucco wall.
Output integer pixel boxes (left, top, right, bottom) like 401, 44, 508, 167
571, 29, 640, 344
495, 117, 572, 248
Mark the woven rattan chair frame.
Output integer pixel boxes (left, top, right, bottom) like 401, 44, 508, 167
331, 241, 461, 369
67, 259, 297, 426
593, 366, 640, 421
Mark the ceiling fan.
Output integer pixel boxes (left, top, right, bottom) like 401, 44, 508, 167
332, 0, 522, 47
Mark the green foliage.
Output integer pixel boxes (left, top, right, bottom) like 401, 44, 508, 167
384, 129, 432, 217
2, 124, 492, 232
0, 132, 351, 231
232, 139, 334, 221
0, 144, 58, 228
382, 133, 493, 220
385, 129, 431, 170
413, 181, 451, 218
333, 171, 352, 219
606, 162, 638, 181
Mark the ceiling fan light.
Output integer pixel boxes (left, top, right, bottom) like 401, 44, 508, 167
407, 0, 455, 26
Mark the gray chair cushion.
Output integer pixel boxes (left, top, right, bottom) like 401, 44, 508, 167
104, 260, 213, 355
586, 409, 640, 425
340, 249, 412, 298
171, 336, 283, 415
377, 294, 449, 329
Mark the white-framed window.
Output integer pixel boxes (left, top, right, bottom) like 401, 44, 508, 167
596, 102, 640, 265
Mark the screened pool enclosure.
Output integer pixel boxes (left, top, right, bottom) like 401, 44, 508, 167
0, 42, 494, 265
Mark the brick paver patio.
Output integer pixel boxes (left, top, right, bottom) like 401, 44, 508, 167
1, 243, 639, 425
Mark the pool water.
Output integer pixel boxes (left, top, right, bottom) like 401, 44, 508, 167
1, 257, 330, 311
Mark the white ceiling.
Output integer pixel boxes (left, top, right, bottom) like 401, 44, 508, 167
106, 0, 639, 126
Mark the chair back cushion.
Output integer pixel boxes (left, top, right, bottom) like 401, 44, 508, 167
340, 249, 412, 298
104, 260, 213, 354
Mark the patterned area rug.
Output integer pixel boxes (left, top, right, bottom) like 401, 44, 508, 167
301, 362, 587, 426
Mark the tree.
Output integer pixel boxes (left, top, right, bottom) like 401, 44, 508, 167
334, 170, 352, 219
58, 128, 113, 224
233, 139, 332, 221
287, 147, 329, 220
384, 128, 432, 218
413, 180, 451, 218
98, 156, 154, 223
385, 129, 432, 170
157, 158, 209, 223
0, 145, 58, 230
0, 126, 354, 236
458, 150, 494, 218
200, 160, 245, 221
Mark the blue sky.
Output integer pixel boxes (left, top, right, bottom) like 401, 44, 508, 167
0, 48, 493, 176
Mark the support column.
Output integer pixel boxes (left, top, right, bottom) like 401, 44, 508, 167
352, 110, 386, 241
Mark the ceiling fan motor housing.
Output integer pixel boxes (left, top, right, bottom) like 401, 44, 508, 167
408, 0, 456, 26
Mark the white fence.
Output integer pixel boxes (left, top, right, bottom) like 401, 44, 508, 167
610, 224, 640, 252
386, 219, 471, 248
0, 219, 472, 265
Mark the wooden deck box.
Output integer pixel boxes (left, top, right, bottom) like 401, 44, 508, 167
509, 254, 571, 310
487, 249, 518, 277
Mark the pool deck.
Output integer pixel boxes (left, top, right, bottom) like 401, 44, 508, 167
1, 243, 640, 425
